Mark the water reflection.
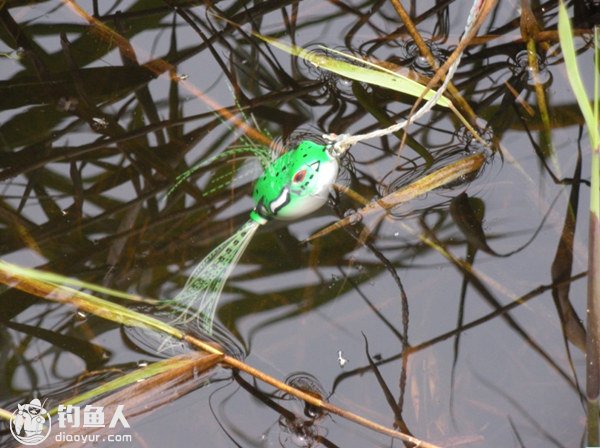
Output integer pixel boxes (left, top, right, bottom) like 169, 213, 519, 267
0, 1, 593, 446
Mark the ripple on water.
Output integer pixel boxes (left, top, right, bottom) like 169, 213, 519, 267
122, 308, 246, 361
260, 372, 329, 447
298, 45, 361, 98
396, 39, 450, 76
508, 49, 552, 86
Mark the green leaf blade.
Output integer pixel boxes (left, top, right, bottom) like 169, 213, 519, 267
257, 35, 451, 108
558, 1, 600, 149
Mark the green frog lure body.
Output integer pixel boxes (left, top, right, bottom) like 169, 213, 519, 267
171, 140, 340, 331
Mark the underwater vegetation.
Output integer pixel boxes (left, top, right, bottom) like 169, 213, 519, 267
0, 0, 599, 446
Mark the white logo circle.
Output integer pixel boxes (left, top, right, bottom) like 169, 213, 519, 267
9, 399, 51, 446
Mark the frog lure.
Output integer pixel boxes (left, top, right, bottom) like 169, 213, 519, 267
170, 139, 341, 332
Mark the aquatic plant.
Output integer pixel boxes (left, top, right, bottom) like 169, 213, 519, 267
1, 0, 597, 446
558, 2, 600, 444
169, 0, 491, 334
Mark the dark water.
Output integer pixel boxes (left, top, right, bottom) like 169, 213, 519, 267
0, 1, 597, 447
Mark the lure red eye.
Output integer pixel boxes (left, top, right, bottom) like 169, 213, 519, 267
293, 169, 307, 183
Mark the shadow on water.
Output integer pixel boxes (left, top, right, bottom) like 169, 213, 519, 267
0, 1, 598, 446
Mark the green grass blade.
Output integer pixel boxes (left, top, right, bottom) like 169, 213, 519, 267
47, 353, 221, 416
0, 262, 157, 304
0, 408, 12, 422
595, 26, 599, 123
558, 1, 600, 150
559, 5, 600, 445
0, 260, 182, 339
255, 34, 451, 108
